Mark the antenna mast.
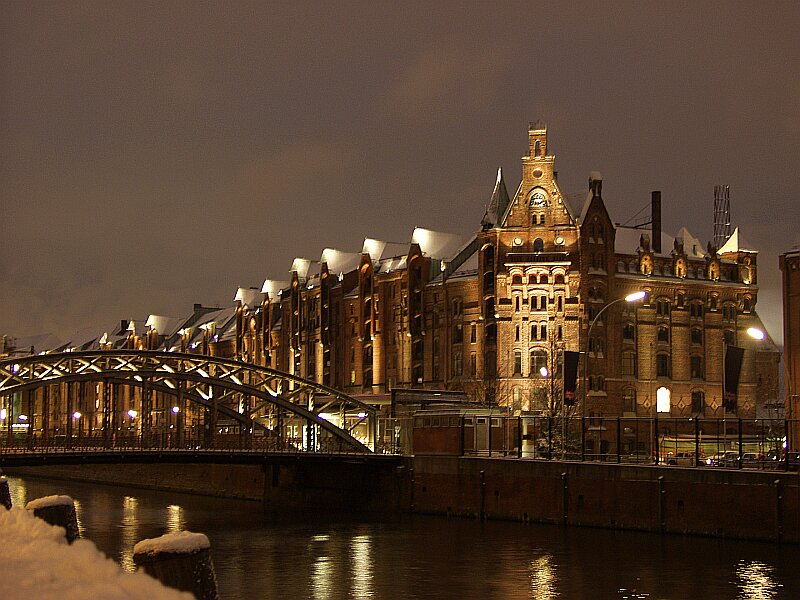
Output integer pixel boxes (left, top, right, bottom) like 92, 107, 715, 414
713, 185, 731, 249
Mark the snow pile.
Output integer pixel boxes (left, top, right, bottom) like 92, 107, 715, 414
134, 531, 210, 556
25, 494, 75, 510
0, 507, 192, 600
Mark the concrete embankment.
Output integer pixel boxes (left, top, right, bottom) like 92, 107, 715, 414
8, 455, 799, 542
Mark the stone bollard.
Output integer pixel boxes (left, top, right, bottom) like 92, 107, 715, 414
133, 531, 219, 600
0, 476, 11, 509
25, 495, 80, 543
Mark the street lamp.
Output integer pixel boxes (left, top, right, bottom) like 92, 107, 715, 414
583, 291, 646, 420
580, 291, 646, 461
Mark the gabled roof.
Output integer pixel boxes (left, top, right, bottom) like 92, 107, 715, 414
145, 314, 186, 337
410, 227, 465, 260
718, 227, 758, 254
234, 287, 263, 309
320, 248, 361, 275
290, 258, 313, 279
261, 279, 289, 301
2, 333, 63, 355
362, 238, 408, 262
675, 227, 706, 258
614, 226, 677, 258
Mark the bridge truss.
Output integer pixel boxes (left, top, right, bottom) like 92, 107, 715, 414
0, 351, 375, 453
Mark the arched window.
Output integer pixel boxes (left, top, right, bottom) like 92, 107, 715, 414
555, 274, 565, 284
512, 274, 523, 285
515, 296, 520, 312
530, 349, 548, 375
540, 274, 549, 284
657, 326, 670, 343
540, 322, 547, 340
691, 327, 703, 345
528, 274, 537, 284
531, 324, 538, 340
539, 296, 547, 310
535, 140, 541, 157
533, 238, 544, 252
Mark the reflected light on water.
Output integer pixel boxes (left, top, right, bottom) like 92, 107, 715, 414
736, 560, 782, 599
529, 554, 558, 599
351, 534, 373, 598
119, 496, 139, 572
73, 498, 85, 538
312, 555, 333, 600
166, 504, 184, 534
8, 477, 27, 507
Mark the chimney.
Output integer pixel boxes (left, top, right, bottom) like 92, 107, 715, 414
651, 191, 662, 254
589, 171, 603, 198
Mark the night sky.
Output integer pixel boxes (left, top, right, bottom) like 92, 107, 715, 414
1, 2, 798, 346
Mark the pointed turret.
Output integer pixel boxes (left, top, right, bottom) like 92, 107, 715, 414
481, 167, 510, 229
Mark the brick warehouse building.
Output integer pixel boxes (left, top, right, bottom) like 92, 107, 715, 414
233, 122, 779, 421
1, 123, 782, 442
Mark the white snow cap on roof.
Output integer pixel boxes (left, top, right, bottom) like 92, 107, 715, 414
718, 227, 758, 254
145, 315, 185, 336
362, 238, 408, 261
410, 227, 464, 260
261, 279, 289, 300
234, 287, 263, 309
2, 333, 63, 355
290, 258, 312, 278
320, 248, 361, 274
675, 227, 706, 258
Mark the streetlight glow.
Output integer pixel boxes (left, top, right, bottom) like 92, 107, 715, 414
540, 366, 550, 378
72, 411, 81, 419
624, 291, 647, 302
127, 410, 137, 418
746, 327, 765, 341
172, 406, 180, 414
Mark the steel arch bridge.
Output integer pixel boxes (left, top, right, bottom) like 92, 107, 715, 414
0, 351, 376, 454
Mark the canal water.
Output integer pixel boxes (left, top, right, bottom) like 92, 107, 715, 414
5, 475, 800, 599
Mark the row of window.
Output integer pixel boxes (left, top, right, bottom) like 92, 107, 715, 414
511, 273, 566, 285
620, 352, 705, 379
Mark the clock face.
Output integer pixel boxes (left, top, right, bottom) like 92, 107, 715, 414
530, 190, 547, 207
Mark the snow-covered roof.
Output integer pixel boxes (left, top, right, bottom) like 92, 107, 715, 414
378, 255, 408, 274
410, 227, 465, 260
320, 248, 361, 275
614, 226, 678, 258
260, 279, 289, 301
234, 287, 263, 309
674, 227, 706, 258
290, 258, 312, 279
718, 227, 758, 254
145, 315, 186, 337
2, 333, 63, 355
362, 238, 408, 262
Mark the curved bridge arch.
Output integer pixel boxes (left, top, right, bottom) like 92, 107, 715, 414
0, 351, 375, 453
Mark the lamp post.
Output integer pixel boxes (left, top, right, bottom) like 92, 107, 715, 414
582, 291, 646, 460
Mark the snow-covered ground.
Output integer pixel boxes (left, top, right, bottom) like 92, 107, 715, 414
0, 506, 192, 600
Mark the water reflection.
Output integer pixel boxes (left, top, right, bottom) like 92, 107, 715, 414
166, 504, 184, 534
4, 476, 800, 600
119, 495, 139, 571
350, 533, 373, 598
529, 554, 557, 599
736, 560, 782, 599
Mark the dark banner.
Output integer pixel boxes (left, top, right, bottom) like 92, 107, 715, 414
563, 350, 580, 405
723, 345, 745, 410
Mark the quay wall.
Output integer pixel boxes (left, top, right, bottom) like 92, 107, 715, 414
8, 456, 800, 542
410, 456, 800, 543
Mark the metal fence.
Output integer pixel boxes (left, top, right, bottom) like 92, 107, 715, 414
377, 415, 800, 471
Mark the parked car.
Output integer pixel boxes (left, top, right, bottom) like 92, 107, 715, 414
665, 451, 698, 466
706, 451, 739, 467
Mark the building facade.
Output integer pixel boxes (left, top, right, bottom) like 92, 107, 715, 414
780, 248, 800, 443
1, 123, 781, 444
237, 123, 779, 421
